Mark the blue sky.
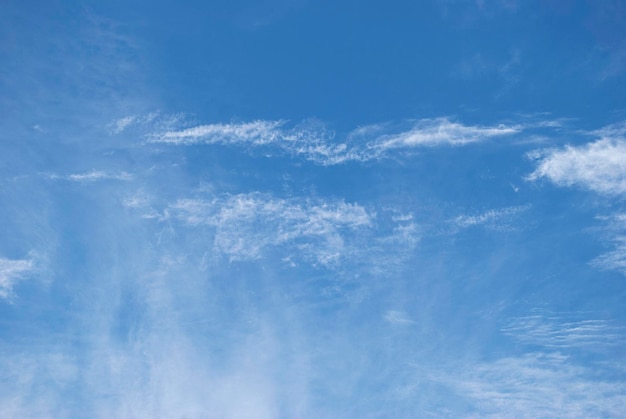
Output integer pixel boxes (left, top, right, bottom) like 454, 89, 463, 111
2, 0, 626, 417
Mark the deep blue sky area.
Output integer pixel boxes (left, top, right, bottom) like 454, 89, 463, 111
5, 1, 625, 128
125, 0, 625, 124
2, 0, 626, 418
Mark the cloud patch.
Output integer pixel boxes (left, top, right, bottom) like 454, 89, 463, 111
123, 191, 419, 273
589, 213, 626, 274
384, 310, 416, 325
426, 309, 626, 416
0, 257, 34, 299
527, 126, 626, 276
163, 193, 373, 265
527, 138, 626, 195
592, 238, 626, 273
434, 352, 626, 418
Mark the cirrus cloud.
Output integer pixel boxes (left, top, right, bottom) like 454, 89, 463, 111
527, 138, 626, 195
0, 257, 34, 300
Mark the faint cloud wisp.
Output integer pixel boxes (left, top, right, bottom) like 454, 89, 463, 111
138, 114, 522, 165
0, 257, 34, 300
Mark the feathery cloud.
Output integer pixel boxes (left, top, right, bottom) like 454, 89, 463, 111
435, 352, 626, 418
588, 121, 626, 138
0, 257, 34, 299
164, 193, 373, 265
46, 170, 133, 182
527, 138, 626, 195
589, 213, 626, 274
501, 312, 625, 348
453, 205, 530, 231
592, 239, 626, 273
141, 115, 522, 165
122, 191, 419, 273
109, 116, 137, 134
152, 120, 285, 146
367, 118, 519, 150
384, 310, 416, 325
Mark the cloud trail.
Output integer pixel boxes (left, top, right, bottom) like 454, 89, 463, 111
453, 205, 530, 231
140, 116, 522, 165
46, 170, 133, 182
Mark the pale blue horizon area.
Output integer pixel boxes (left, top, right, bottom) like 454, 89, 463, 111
2, 1, 626, 418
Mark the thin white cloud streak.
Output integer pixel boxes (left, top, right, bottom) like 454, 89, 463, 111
453, 204, 530, 230
528, 138, 626, 195
46, 170, 133, 182
501, 313, 625, 348
587, 121, 626, 138
384, 310, 416, 325
147, 119, 351, 165
110, 116, 137, 134
590, 213, 626, 274
107, 112, 169, 135
592, 238, 626, 273
367, 118, 519, 149
0, 257, 34, 300
424, 309, 626, 416
141, 116, 522, 165
154, 120, 286, 146
434, 352, 626, 418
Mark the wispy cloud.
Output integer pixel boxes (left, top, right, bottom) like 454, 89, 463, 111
592, 238, 626, 273
0, 311, 311, 418
107, 113, 166, 135
434, 352, 626, 418
147, 119, 350, 164
452, 204, 530, 231
151, 120, 286, 146
109, 116, 137, 134
527, 138, 626, 195
590, 213, 626, 274
164, 193, 373, 265
527, 126, 626, 275
0, 257, 34, 299
46, 170, 133, 182
139, 115, 522, 165
123, 191, 419, 274
363, 118, 519, 150
0, 350, 79, 417
424, 309, 626, 416
588, 121, 626, 138
501, 312, 625, 348
384, 310, 416, 325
